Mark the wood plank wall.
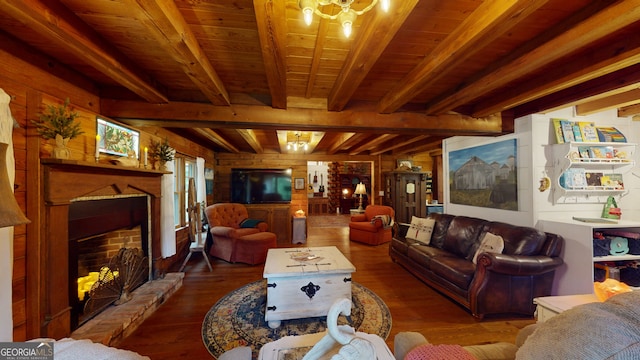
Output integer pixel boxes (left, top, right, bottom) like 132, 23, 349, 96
1, 45, 214, 340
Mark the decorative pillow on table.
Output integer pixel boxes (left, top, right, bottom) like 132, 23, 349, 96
472, 232, 504, 264
406, 216, 435, 245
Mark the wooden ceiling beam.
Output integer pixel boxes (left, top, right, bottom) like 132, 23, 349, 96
370, 135, 430, 156
305, 18, 330, 99
254, 0, 287, 109
393, 138, 445, 155
328, 0, 419, 112
132, 0, 230, 106
1, 0, 167, 103
472, 31, 640, 117
102, 99, 504, 136
193, 128, 240, 153
378, 0, 547, 114
425, 1, 640, 115
575, 88, 640, 116
236, 129, 263, 153
349, 134, 398, 155
513, 63, 640, 117
326, 132, 356, 155
618, 103, 640, 118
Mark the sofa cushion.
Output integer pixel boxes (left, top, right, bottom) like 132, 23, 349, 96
442, 216, 486, 259
407, 244, 453, 269
484, 222, 546, 256
429, 256, 476, 290
427, 213, 454, 249
406, 216, 435, 245
472, 232, 504, 264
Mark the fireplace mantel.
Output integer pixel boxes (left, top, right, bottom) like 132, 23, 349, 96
37, 159, 167, 339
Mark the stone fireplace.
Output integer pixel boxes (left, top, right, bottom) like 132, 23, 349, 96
38, 159, 165, 339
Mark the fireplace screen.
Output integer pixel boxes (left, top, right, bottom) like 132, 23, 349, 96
80, 247, 148, 323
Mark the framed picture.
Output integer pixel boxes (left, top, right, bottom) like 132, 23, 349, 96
294, 178, 305, 190
97, 117, 140, 157
448, 139, 518, 210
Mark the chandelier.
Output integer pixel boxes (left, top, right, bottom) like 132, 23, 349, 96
298, 0, 391, 38
287, 132, 309, 152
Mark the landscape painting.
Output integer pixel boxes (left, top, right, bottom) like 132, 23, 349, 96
448, 139, 518, 210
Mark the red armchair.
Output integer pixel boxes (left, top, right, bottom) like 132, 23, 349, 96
204, 203, 274, 264
349, 205, 395, 245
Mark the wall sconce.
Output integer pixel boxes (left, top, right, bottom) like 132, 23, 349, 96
0, 143, 30, 228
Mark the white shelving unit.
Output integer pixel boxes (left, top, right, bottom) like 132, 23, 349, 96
550, 142, 636, 204
538, 218, 640, 295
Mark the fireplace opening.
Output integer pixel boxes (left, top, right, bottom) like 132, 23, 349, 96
68, 196, 150, 330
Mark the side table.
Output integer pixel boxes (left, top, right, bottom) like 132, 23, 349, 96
292, 216, 306, 244
533, 294, 599, 322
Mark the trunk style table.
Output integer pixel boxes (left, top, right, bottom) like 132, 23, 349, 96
262, 246, 356, 328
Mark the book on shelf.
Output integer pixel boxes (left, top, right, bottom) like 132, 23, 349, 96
551, 118, 564, 144
577, 146, 591, 159
585, 172, 603, 187
588, 146, 615, 159
572, 123, 583, 142
601, 174, 624, 190
578, 121, 598, 142
596, 127, 627, 142
560, 120, 576, 142
560, 168, 587, 189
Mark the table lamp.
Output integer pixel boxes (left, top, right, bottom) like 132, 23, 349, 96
354, 183, 367, 211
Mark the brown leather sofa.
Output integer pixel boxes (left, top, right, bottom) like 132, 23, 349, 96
204, 203, 276, 264
390, 213, 564, 319
349, 205, 395, 245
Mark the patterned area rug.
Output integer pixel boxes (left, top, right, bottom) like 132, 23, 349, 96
202, 280, 391, 359
306, 214, 351, 228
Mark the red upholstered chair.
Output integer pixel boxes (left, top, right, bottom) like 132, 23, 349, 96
349, 205, 395, 245
204, 203, 275, 264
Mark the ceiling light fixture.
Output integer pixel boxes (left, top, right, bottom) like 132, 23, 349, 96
287, 132, 309, 152
298, 0, 390, 38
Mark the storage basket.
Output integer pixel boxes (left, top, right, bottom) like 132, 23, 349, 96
593, 238, 611, 257
620, 262, 640, 287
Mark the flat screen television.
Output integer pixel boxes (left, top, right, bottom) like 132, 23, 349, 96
231, 168, 292, 204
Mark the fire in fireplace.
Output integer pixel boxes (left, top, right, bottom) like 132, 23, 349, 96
68, 195, 151, 329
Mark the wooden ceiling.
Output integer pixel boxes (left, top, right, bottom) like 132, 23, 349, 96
2, 1, 640, 155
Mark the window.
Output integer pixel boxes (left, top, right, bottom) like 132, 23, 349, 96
173, 155, 196, 227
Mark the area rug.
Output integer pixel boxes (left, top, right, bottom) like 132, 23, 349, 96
202, 280, 391, 359
306, 214, 351, 228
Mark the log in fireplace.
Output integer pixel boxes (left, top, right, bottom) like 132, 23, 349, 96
38, 159, 165, 339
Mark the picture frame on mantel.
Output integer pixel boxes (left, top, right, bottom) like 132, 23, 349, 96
294, 178, 305, 190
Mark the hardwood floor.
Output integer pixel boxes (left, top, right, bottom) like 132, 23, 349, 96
118, 215, 534, 358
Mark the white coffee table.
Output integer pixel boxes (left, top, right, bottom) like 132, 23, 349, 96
533, 294, 600, 322
262, 246, 356, 328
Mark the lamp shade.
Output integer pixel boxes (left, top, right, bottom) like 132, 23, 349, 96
354, 183, 366, 195
0, 142, 30, 228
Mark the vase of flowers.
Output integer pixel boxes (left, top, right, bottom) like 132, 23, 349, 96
31, 98, 83, 159
149, 138, 175, 171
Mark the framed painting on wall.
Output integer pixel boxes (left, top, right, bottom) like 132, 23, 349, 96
294, 178, 305, 190
448, 139, 518, 210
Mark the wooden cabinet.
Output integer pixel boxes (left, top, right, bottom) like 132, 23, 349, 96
308, 197, 329, 215
246, 204, 291, 245
384, 171, 427, 224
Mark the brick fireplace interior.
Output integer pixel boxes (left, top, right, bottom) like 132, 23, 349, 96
68, 196, 149, 329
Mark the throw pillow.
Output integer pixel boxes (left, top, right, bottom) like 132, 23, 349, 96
406, 216, 435, 245
472, 232, 504, 264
